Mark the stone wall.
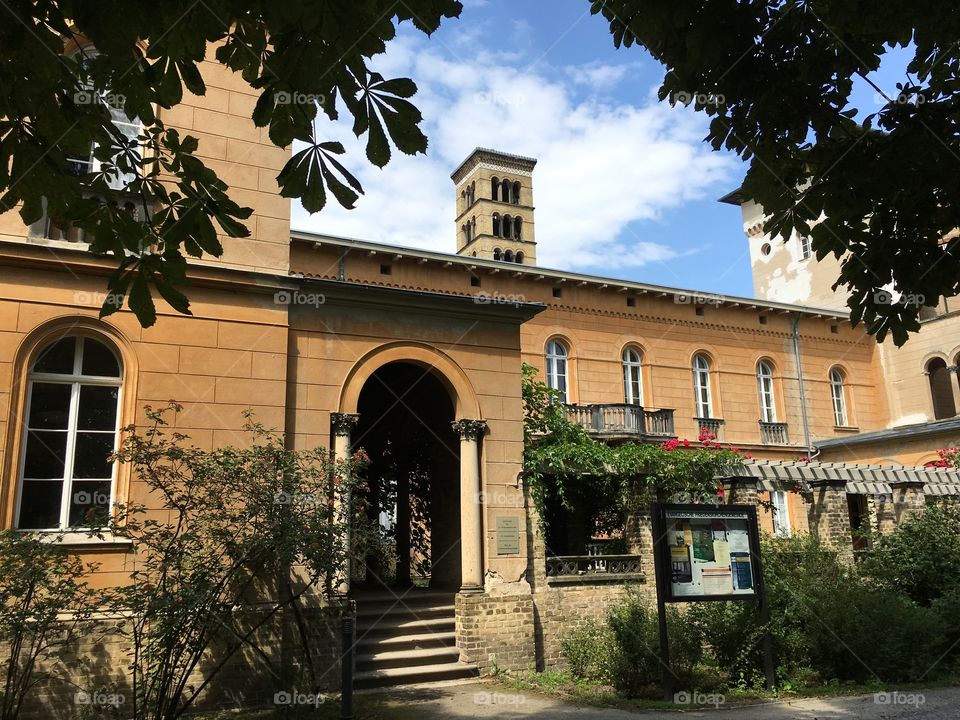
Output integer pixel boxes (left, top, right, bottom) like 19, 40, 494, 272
456, 586, 536, 675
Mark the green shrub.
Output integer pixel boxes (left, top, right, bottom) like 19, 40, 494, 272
560, 619, 617, 684
861, 503, 960, 606
607, 589, 701, 697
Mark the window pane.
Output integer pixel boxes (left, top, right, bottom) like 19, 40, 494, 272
72, 432, 116, 478
18, 480, 63, 529
27, 383, 72, 429
23, 431, 67, 478
33, 338, 76, 374
81, 339, 120, 377
77, 385, 119, 430
68, 480, 112, 527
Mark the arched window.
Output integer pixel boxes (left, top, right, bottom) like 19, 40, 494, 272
492, 213, 501, 237
799, 235, 812, 260
546, 339, 569, 403
623, 347, 643, 406
513, 217, 522, 240
757, 360, 776, 422
515, 251, 524, 263
926, 358, 956, 420
17, 335, 122, 530
502, 214, 512, 236
692, 353, 713, 418
512, 181, 521, 204
503, 249, 514, 262
493, 248, 502, 261
829, 368, 849, 427
501, 179, 511, 203
468, 182, 475, 206
491, 177, 500, 201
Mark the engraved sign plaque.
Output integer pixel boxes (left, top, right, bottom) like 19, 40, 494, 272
495, 516, 520, 555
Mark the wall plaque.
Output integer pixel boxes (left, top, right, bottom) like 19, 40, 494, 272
495, 516, 520, 555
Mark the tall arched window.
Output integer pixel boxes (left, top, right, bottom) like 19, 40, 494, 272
502, 214, 512, 236
491, 177, 500, 201
546, 340, 569, 403
926, 358, 956, 419
513, 217, 522, 240
492, 213, 501, 238
829, 368, 849, 426
512, 181, 521, 204
623, 347, 643, 405
757, 360, 777, 422
501, 179, 511, 203
17, 335, 122, 530
692, 353, 713, 418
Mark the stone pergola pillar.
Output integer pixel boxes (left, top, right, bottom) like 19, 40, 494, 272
877, 480, 927, 533
452, 419, 487, 593
808, 478, 853, 563
723, 477, 760, 505
331, 412, 360, 594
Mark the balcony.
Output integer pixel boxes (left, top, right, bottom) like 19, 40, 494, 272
759, 421, 790, 445
696, 417, 725, 439
565, 403, 675, 440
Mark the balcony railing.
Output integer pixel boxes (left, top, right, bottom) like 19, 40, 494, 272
696, 417, 725, 439
565, 403, 675, 438
759, 421, 790, 445
545, 554, 644, 582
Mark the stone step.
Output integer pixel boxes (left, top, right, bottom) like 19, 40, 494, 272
356, 616, 455, 638
356, 645, 461, 671
354, 661, 479, 690
355, 630, 456, 653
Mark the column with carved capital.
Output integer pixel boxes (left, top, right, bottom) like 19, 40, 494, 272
452, 419, 487, 593
331, 412, 359, 594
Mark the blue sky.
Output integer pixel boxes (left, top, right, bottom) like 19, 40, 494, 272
291, 0, 914, 299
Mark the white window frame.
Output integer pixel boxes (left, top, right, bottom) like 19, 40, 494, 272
15, 337, 122, 531
693, 354, 713, 418
799, 235, 812, 260
771, 491, 792, 537
622, 347, 643, 406
830, 368, 848, 427
545, 339, 569, 403
757, 361, 777, 423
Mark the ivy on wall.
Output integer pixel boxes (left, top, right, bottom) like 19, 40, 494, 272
521, 363, 745, 528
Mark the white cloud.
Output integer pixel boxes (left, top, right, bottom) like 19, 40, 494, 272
566, 61, 631, 90
291, 29, 734, 273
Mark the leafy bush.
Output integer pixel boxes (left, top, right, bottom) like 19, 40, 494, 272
861, 503, 960, 606
560, 619, 616, 684
607, 589, 701, 696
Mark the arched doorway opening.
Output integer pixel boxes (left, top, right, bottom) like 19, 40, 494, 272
352, 361, 461, 590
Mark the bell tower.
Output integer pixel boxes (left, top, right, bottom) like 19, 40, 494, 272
451, 148, 537, 265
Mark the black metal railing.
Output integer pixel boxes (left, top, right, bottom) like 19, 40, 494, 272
565, 404, 675, 438
759, 421, 790, 445
696, 417, 725, 439
545, 554, 643, 579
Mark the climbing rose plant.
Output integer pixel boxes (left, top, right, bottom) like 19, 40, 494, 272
927, 447, 960, 469
521, 363, 744, 527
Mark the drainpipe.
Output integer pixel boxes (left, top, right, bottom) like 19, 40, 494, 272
791, 315, 814, 456
338, 247, 348, 281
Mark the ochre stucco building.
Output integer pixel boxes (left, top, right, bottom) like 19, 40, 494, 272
2, 47, 959, 699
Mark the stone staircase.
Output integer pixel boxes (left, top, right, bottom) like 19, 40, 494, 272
352, 588, 478, 689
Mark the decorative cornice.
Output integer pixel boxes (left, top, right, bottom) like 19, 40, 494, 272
451, 418, 487, 440
330, 412, 360, 437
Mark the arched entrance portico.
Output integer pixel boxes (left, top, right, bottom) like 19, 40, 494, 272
332, 343, 485, 594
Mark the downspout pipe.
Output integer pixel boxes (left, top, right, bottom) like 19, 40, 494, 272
791, 314, 814, 457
